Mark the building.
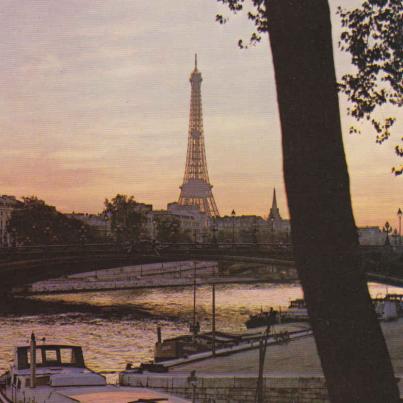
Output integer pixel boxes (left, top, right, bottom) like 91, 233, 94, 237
66, 213, 112, 239
357, 226, 387, 246
267, 188, 291, 235
177, 55, 219, 217
145, 202, 208, 242
215, 215, 266, 243
0, 195, 21, 247
169, 202, 209, 241
147, 210, 196, 242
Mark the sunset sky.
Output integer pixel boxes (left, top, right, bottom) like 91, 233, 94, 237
0, 0, 401, 227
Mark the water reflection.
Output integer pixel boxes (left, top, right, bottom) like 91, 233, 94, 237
0, 282, 399, 374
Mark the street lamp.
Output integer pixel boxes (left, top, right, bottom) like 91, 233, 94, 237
398, 208, 402, 245
252, 216, 258, 246
79, 225, 87, 246
392, 229, 399, 246
187, 370, 198, 403
44, 226, 51, 246
269, 217, 275, 243
152, 219, 157, 242
383, 221, 392, 246
212, 218, 218, 246
231, 210, 236, 247
103, 212, 111, 241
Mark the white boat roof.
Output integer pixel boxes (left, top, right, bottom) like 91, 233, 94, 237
49, 386, 190, 402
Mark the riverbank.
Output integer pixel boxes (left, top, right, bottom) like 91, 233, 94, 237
18, 260, 297, 296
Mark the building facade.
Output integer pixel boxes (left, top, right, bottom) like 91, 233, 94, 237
66, 213, 112, 239
0, 195, 20, 247
145, 202, 208, 242
214, 215, 266, 243
357, 226, 387, 246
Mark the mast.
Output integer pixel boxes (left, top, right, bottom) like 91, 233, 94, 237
212, 283, 216, 356
192, 261, 197, 340
30, 332, 36, 388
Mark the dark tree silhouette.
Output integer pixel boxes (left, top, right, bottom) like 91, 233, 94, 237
103, 194, 146, 243
8, 197, 96, 245
338, 0, 402, 175
217, 0, 399, 401
153, 215, 192, 243
218, 0, 403, 175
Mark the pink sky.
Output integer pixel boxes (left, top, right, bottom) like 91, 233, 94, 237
0, 0, 401, 228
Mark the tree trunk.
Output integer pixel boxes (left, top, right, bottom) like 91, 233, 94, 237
266, 0, 399, 401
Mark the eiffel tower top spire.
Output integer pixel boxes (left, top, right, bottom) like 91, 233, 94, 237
178, 56, 219, 217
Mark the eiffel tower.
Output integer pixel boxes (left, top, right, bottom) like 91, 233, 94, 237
178, 55, 220, 217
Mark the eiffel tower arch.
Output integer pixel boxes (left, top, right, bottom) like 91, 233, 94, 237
178, 55, 220, 217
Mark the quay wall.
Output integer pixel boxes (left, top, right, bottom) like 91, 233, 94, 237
27, 260, 219, 294
120, 373, 330, 403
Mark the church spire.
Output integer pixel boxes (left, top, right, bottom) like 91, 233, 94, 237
268, 187, 282, 221
272, 188, 278, 210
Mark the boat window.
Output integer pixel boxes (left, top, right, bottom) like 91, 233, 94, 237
44, 349, 59, 365
36, 349, 43, 365
26, 349, 43, 366
60, 348, 75, 364
17, 346, 85, 369
17, 349, 28, 370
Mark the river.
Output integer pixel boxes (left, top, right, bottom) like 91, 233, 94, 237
0, 282, 400, 374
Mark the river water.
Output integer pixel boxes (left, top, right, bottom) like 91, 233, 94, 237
0, 282, 400, 374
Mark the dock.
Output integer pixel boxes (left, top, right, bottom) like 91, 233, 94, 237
155, 323, 311, 368
121, 320, 403, 402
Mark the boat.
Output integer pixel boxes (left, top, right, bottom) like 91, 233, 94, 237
372, 294, 403, 321
245, 308, 278, 329
154, 330, 260, 362
0, 333, 189, 403
245, 299, 309, 329
153, 326, 312, 364
281, 299, 309, 321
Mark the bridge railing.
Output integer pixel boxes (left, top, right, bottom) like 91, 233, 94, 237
0, 241, 294, 261
1, 242, 400, 277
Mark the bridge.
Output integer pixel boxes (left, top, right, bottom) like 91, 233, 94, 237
0, 242, 401, 293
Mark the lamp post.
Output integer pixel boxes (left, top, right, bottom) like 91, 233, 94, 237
187, 370, 198, 403
231, 209, 236, 247
152, 219, 157, 242
11, 228, 17, 248
398, 208, 402, 245
212, 218, 218, 246
252, 216, 258, 246
79, 224, 87, 247
269, 217, 275, 244
103, 212, 111, 241
383, 221, 392, 246
392, 229, 399, 247
44, 226, 51, 246
115, 223, 123, 246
